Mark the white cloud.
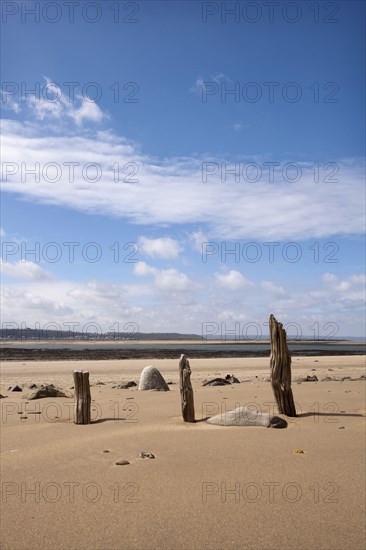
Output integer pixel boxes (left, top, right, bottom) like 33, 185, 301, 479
155, 268, 195, 293
261, 281, 285, 296
1, 261, 52, 281
215, 270, 253, 291
138, 236, 182, 259
2, 118, 364, 241
133, 261, 158, 276
10, 77, 107, 126
134, 261, 196, 294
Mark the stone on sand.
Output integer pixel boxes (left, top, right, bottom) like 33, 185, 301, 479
202, 378, 231, 387
138, 366, 169, 391
225, 374, 240, 383
27, 384, 68, 400
114, 381, 137, 389
207, 406, 287, 428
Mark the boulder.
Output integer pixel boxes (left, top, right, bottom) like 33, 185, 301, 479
138, 366, 169, 391
9, 385, 22, 392
27, 384, 68, 400
207, 406, 287, 428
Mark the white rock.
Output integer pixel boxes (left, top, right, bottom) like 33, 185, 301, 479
207, 406, 287, 428
138, 366, 170, 391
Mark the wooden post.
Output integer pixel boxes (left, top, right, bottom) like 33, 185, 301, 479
269, 314, 296, 417
73, 370, 91, 424
179, 354, 195, 422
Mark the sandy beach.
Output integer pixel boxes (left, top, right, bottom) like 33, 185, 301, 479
1, 355, 365, 550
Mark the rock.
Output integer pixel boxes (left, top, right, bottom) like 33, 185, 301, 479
321, 376, 334, 381
304, 375, 318, 382
0, 394, 7, 398
10, 385, 22, 392
102, 450, 110, 453
341, 376, 351, 381
138, 366, 169, 391
207, 407, 287, 429
114, 381, 137, 389
328, 368, 334, 371
27, 384, 68, 400
139, 451, 155, 459
338, 426, 346, 430
202, 378, 231, 387
115, 459, 130, 465
28, 384, 37, 389
225, 374, 240, 384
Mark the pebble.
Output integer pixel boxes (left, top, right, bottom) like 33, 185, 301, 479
102, 450, 110, 453
115, 459, 130, 465
338, 426, 346, 429
139, 451, 155, 459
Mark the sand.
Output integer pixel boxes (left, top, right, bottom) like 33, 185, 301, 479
1, 356, 365, 550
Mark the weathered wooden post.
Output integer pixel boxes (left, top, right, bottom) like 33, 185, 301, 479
179, 354, 195, 422
73, 370, 91, 424
269, 314, 296, 417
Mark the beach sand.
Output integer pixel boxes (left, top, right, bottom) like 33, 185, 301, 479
1, 356, 365, 550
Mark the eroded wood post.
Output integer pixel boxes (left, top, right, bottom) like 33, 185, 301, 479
73, 370, 91, 424
269, 314, 296, 417
179, 354, 195, 422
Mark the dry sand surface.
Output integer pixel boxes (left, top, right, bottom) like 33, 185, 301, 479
1, 356, 365, 550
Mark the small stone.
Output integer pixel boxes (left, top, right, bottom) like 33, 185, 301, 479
102, 450, 110, 453
294, 449, 305, 454
202, 378, 231, 387
305, 375, 318, 382
115, 459, 130, 465
10, 385, 22, 392
28, 384, 37, 389
20, 416, 28, 420
338, 426, 346, 429
115, 381, 137, 389
225, 374, 240, 384
139, 451, 155, 459
0, 394, 8, 399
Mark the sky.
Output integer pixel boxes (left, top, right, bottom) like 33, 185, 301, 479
0, 0, 365, 338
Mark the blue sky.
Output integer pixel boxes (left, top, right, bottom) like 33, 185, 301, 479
1, 0, 365, 337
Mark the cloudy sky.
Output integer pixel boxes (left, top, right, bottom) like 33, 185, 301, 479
1, 1, 365, 338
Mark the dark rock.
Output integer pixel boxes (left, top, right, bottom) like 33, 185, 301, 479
27, 384, 67, 400
139, 451, 155, 459
225, 374, 240, 384
304, 375, 318, 382
10, 385, 22, 392
114, 381, 137, 389
28, 384, 37, 389
0, 394, 8, 398
202, 378, 231, 387
115, 459, 130, 465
